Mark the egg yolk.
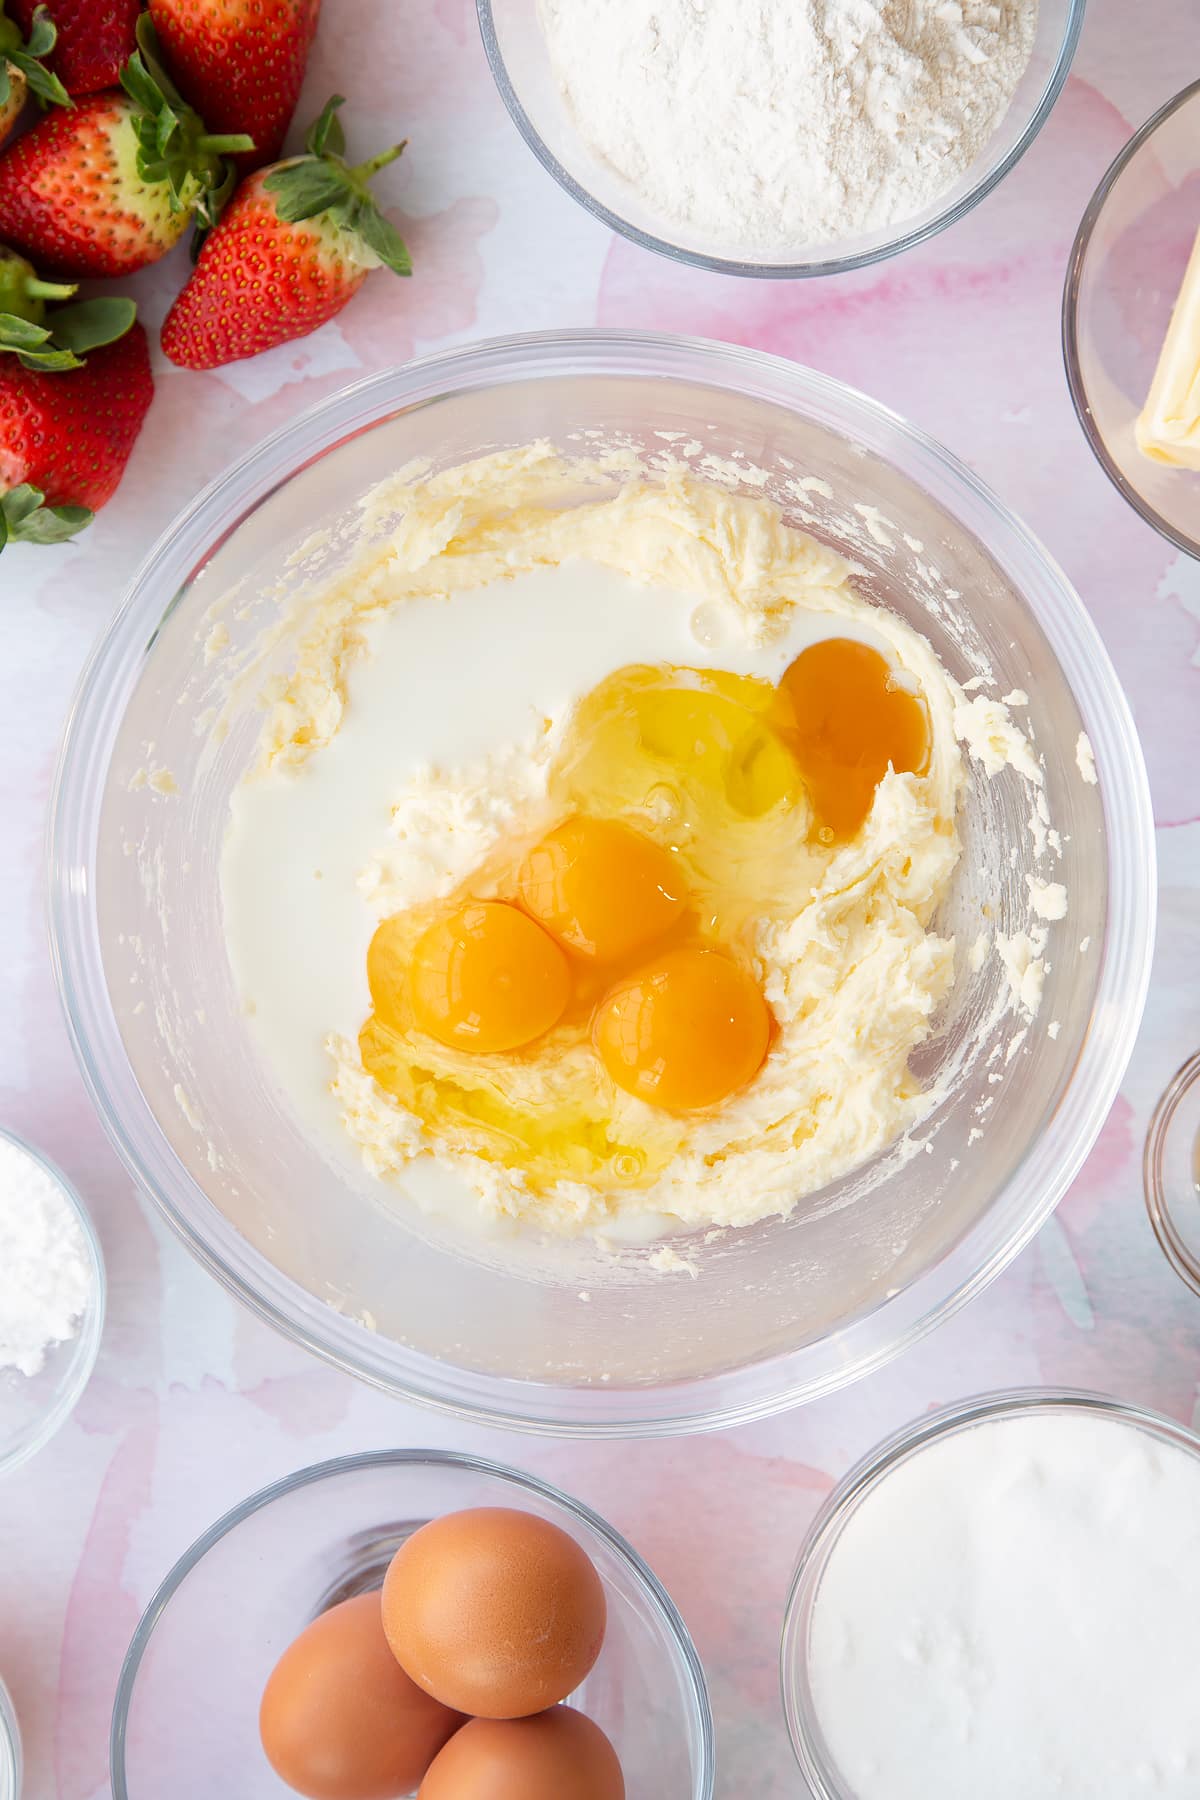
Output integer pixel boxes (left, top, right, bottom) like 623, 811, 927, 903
773, 637, 931, 840
517, 815, 685, 962
355, 646, 933, 1180
592, 945, 771, 1113
375, 901, 570, 1054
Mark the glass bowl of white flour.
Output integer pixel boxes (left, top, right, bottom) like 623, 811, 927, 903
782, 1389, 1200, 1798
479, 0, 1085, 276
48, 332, 1151, 1436
0, 1126, 105, 1478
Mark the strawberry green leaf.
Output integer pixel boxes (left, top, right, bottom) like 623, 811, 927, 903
48, 297, 137, 354
261, 103, 411, 280
10, 343, 83, 371
14, 55, 71, 109
306, 95, 347, 159
119, 48, 165, 118
0, 313, 53, 351
154, 100, 178, 159
131, 11, 184, 106
1, 485, 92, 549
0, 311, 83, 369
8, 6, 71, 108
0, 295, 134, 368
121, 19, 253, 217
353, 206, 412, 277
192, 159, 241, 228
1, 485, 43, 527
265, 162, 354, 223
19, 504, 92, 543
22, 6, 58, 57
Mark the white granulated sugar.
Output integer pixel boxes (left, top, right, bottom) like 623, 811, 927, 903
539, 0, 1039, 253
808, 1412, 1200, 1799
0, 1137, 93, 1378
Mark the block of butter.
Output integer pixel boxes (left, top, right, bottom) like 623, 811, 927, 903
1136, 225, 1200, 469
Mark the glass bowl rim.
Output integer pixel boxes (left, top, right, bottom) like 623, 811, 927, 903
0, 1676, 20, 1800
1143, 1047, 1200, 1297
476, 0, 1086, 279
779, 1384, 1200, 1795
1062, 74, 1200, 560
108, 1444, 716, 1800
0, 1123, 106, 1480
48, 328, 1156, 1438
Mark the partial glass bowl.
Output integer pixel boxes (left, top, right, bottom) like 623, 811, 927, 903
1144, 1048, 1200, 1296
1064, 78, 1200, 558
110, 1448, 714, 1799
478, 0, 1085, 277
0, 1678, 20, 1800
49, 330, 1155, 1436
780, 1388, 1200, 1795
0, 1125, 105, 1478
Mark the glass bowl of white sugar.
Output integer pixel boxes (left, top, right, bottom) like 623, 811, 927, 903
782, 1389, 1200, 1798
0, 1126, 105, 1478
479, 0, 1085, 277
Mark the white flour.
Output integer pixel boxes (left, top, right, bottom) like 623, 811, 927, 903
539, 0, 1039, 252
0, 1136, 93, 1378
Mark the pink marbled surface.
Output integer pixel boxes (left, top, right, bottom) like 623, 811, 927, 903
2, 1, 1199, 1794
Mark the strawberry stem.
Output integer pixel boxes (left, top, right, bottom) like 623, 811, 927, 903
196, 132, 256, 156
350, 143, 407, 181
24, 277, 75, 301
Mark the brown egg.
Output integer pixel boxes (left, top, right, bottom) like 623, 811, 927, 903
418, 1707, 625, 1800
381, 1507, 607, 1718
259, 1591, 465, 1800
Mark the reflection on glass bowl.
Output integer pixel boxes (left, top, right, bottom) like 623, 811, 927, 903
1064, 77, 1200, 558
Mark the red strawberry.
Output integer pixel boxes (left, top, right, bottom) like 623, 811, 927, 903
8, 0, 140, 97
150, 0, 321, 173
0, 19, 252, 277
0, 3, 71, 147
161, 96, 409, 371
1, 299, 152, 549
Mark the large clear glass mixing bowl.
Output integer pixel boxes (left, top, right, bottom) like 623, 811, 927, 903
48, 332, 1155, 1436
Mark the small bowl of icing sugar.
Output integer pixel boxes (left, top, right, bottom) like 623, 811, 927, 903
782, 1389, 1200, 1799
0, 1126, 105, 1477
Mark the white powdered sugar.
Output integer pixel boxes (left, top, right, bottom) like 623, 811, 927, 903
0, 1136, 93, 1378
539, 0, 1039, 252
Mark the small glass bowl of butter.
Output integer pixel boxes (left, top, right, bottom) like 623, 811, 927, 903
1064, 78, 1200, 558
